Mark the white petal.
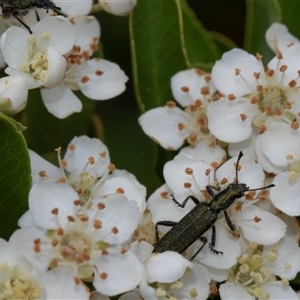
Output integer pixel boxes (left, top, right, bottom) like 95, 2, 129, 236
193, 223, 241, 269
163, 153, 213, 196
69, 15, 100, 55
54, 0, 93, 16
145, 251, 193, 283
43, 267, 90, 300
180, 140, 226, 167
9, 228, 53, 273
211, 48, 264, 96
17, 210, 35, 228
261, 281, 298, 299
33, 16, 76, 55
147, 184, 195, 223
0, 26, 29, 68
235, 205, 286, 245
270, 172, 300, 216
220, 282, 254, 300
29, 149, 61, 183
138, 106, 190, 150
207, 97, 259, 143
99, 0, 137, 15
78, 59, 128, 100
41, 83, 82, 118
173, 263, 211, 300
256, 120, 300, 169
171, 68, 216, 107
64, 135, 110, 178
129, 241, 153, 264
96, 177, 146, 214
89, 194, 140, 244
41, 46, 67, 88
93, 248, 143, 296
268, 44, 300, 86
29, 181, 79, 229
264, 236, 300, 280
0, 76, 28, 114
265, 23, 300, 54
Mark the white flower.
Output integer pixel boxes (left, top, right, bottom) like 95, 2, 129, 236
139, 68, 226, 164
10, 180, 144, 297
1, 16, 76, 89
208, 47, 300, 173
99, 0, 137, 15
129, 241, 211, 300
0, 75, 28, 114
0, 238, 46, 299
148, 153, 286, 270
27, 135, 146, 213
40, 15, 128, 118
220, 237, 300, 300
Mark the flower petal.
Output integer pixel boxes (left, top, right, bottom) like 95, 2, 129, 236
139, 106, 190, 150
78, 59, 128, 100
41, 83, 82, 118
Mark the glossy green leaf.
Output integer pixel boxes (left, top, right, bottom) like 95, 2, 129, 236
277, 0, 300, 37
244, 0, 281, 62
0, 113, 31, 240
180, 0, 222, 70
130, 0, 188, 112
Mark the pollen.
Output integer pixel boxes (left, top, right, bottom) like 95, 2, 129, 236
185, 167, 193, 175
97, 203, 105, 210
111, 226, 119, 234
166, 101, 176, 108
81, 75, 89, 84
279, 65, 288, 72
93, 219, 102, 229
181, 86, 189, 93
116, 187, 125, 194
183, 182, 192, 189
95, 69, 103, 76
235, 68, 241, 75
51, 208, 59, 215
201, 86, 210, 95
240, 113, 247, 121
59, 231, 92, 264
291, 120, 299, 129
100, 272, 108, 280
253, 72, 260, 79
205, 168, 211, 176
39, 170, 47, 177
178, 122, 185, 130
88, 156, 95, 165
60, 159, 67, 168
228, 94, 236, 101
220, 177, 228, 185
288, 80, 297, 88
253, 215, 262, 223
160, 191, 168, 199
108, 163, 116, 172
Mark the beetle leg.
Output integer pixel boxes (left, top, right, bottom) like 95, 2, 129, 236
154, 220, 177, 243
209, 225, 223, 255
170, 194, 200, 207
224, 210, 240, 238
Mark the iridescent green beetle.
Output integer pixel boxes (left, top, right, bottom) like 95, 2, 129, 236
0, 0, 61, 32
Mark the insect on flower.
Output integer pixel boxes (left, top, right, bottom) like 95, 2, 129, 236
0, 0, 61, 33
153, 151, 275, 260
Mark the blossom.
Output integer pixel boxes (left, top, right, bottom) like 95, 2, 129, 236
129, 241, 211, 300
52, 0, 93, 16
0, 75, 28, 114
10, 180, 144, 298
40, 15, 128, 118
219, 237, 300, 300
1, 16, 76, 89
139, 68, 226, 165
0, 238, 46, 299
208, 46, 300, 173
148, 153, 286, 271
27, 135, 146, 213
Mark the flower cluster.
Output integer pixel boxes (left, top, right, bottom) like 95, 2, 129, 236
1, 1, 300, 298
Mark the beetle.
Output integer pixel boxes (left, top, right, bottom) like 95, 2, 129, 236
152, 151, 275, 260
0, 0, 61, 33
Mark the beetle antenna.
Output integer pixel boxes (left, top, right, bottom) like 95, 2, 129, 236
248, 184, 275, 192
235, 151, 244, 183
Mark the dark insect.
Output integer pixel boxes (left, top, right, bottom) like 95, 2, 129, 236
0, 0, 61, 33
153, 151, 275, 260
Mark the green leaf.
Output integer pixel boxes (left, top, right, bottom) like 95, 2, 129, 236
180, 0, 223, 70
277, 0, 300, 37
244, 0, 281, 62
0, 113, 31, 240
22, 89, 95, 154
130, 0, 188, 112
